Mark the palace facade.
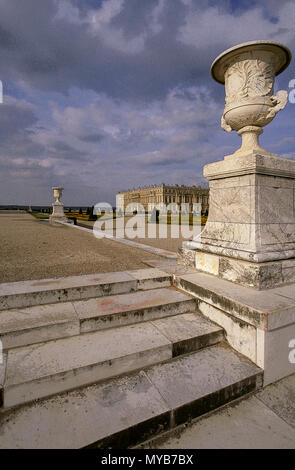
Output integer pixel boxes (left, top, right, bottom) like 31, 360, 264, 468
116, 184, 209, 214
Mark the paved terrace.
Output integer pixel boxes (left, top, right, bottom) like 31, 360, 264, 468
75, 216, 196, 253
139, 373, 295, 449
0, 213, 163, 283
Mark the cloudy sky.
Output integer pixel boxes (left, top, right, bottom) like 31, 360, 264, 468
0, 0, 294, 206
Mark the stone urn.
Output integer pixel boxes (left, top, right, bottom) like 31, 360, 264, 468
50, 187, 67, 224
52, 187, 64, 205
211, 40, 291, 156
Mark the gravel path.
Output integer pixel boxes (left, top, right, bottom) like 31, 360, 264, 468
0, 213, 161, 283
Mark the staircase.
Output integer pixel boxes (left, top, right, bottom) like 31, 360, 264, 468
0, 268, 263, 448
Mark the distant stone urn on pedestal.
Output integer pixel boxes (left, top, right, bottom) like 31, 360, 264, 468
211, 40, 291, 157
50, 187, 67, 225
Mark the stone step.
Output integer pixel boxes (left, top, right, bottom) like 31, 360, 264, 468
0, 268, 172, 311
2, 313, 224, 408
75, 287, 196, 333
0, 302, 80, 350
0, 288, 195, 350
0, 344, 263, 449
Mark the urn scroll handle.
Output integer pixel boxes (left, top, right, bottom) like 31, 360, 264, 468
266, 90, 289, 120
221, 114, 232, 133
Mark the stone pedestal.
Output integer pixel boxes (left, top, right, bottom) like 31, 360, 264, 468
179, 152, 295, 289
50, 202, 67, 225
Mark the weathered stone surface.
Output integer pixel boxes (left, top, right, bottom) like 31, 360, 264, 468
127, 268, 172, 290
3, 309, 227, 407
0, 302, 79, 349
0, 271, 137, 310
151, 313, 224, 356
4, 322, 172, 407
143, 259, 178, 269
176, 272, 295, 330
282, 259, 295, 284
195, 252, 219, 275
145, 343, 262, 426
263, 326, 295, 384
74, 288, 196, 333
175, 272, 295, 384
0, 351, 7, 385
159, 263, 196, 276
256, 374, 295, 428
272, 283, 295, 301
198, 301, 257, 362
201, 221, 251, 245
0, 371, 170, 449
0, 285, 197, 347
147, 395, 295, 449
193, 153, 295, 265
256, 328, 266, 370
178, 246, 195, 268
179, 250, 295, 289
218, 256, 283, 289
187, 241, 295, 263
0, 352, 7, 407
208, 184, 253, 224
0, 344, 262, 449
205, 153, 295, 181
145, 343, 262, 409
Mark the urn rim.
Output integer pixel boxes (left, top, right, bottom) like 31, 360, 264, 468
211, 40, 292, 84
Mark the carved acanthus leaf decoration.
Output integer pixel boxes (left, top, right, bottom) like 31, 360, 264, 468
225, 59, 274, 105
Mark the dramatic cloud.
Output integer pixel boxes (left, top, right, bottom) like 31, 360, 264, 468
0, 0, 294, 204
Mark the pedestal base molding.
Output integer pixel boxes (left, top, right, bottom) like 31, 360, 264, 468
179, 246, 295, 289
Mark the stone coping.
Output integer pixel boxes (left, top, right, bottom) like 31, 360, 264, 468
204, 152, 295, 180
175, 272, 295, 332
